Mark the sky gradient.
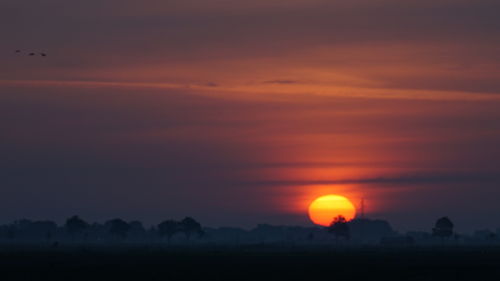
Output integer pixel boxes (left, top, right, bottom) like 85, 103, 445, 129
1, 0, 500, 232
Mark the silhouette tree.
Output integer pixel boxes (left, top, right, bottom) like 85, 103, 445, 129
328, 215, 350, 241
6, 225, 16, 240
129, 221, 145, 231
158, 220, 180, 243
65, 216, 89, 240
127, 221, 146, 241
106, 219, 131, 239
432, 217, 454, 242
179, 217, 203, 240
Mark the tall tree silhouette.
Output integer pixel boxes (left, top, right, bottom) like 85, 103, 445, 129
106, 219, 131, 239
179, 217, 203, 240
432, 217, 454, 242
328, 215, 350, 241
64, 216, 89, 240
158, 220, 180, 243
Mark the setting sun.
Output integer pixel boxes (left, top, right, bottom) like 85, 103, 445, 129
308, 195, 356, 226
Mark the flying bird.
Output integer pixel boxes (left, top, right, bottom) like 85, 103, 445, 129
15, 50, 48, 57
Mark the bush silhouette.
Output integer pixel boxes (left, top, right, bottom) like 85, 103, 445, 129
179, 217, 203, 240
64, 216, 89, 240
106, 218, 131, 239
432, 217, 454, 241
158, 220, 180, 243
328, 215, 350, 241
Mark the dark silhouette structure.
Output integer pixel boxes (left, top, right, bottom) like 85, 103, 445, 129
0, 215, 498, 248
328, 215, 350, 241
180, 217, 203, 240
432, 216, 454, 241
158, 220, 180, 243
348, 218, 395, 243
64, 216, 89, 239
106, 219, 131, 239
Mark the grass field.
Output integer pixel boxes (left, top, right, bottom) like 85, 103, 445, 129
1, 246, 500, 280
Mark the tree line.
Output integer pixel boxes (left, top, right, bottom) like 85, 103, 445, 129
0, 215, 457, 245
0, 216, 204, 244
327, 215, 455, 242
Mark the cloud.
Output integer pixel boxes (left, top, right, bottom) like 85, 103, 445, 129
1, 1, 500, 230
237, 172, 500, 187
263, 80, 299, 85
203, 82, 219, 87
1, 0, 499, 95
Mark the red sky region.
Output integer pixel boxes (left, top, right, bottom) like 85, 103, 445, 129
1, 0, 500, 232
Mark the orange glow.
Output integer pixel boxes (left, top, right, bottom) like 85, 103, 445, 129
308, 195, 356, 226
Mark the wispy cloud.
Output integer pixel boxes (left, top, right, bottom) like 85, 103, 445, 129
1, 0, 500, 230
263, 80, 299, 85
2, 0, 499, 96
238, 172, 500, 188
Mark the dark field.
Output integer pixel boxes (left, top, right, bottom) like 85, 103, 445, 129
2, 246, 500, 281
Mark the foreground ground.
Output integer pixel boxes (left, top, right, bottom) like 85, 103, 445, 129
1, 245, 500, 280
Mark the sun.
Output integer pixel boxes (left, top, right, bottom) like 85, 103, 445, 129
308, 195, 356, 226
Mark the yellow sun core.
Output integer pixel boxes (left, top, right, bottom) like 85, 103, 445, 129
308, 195, 356, 226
